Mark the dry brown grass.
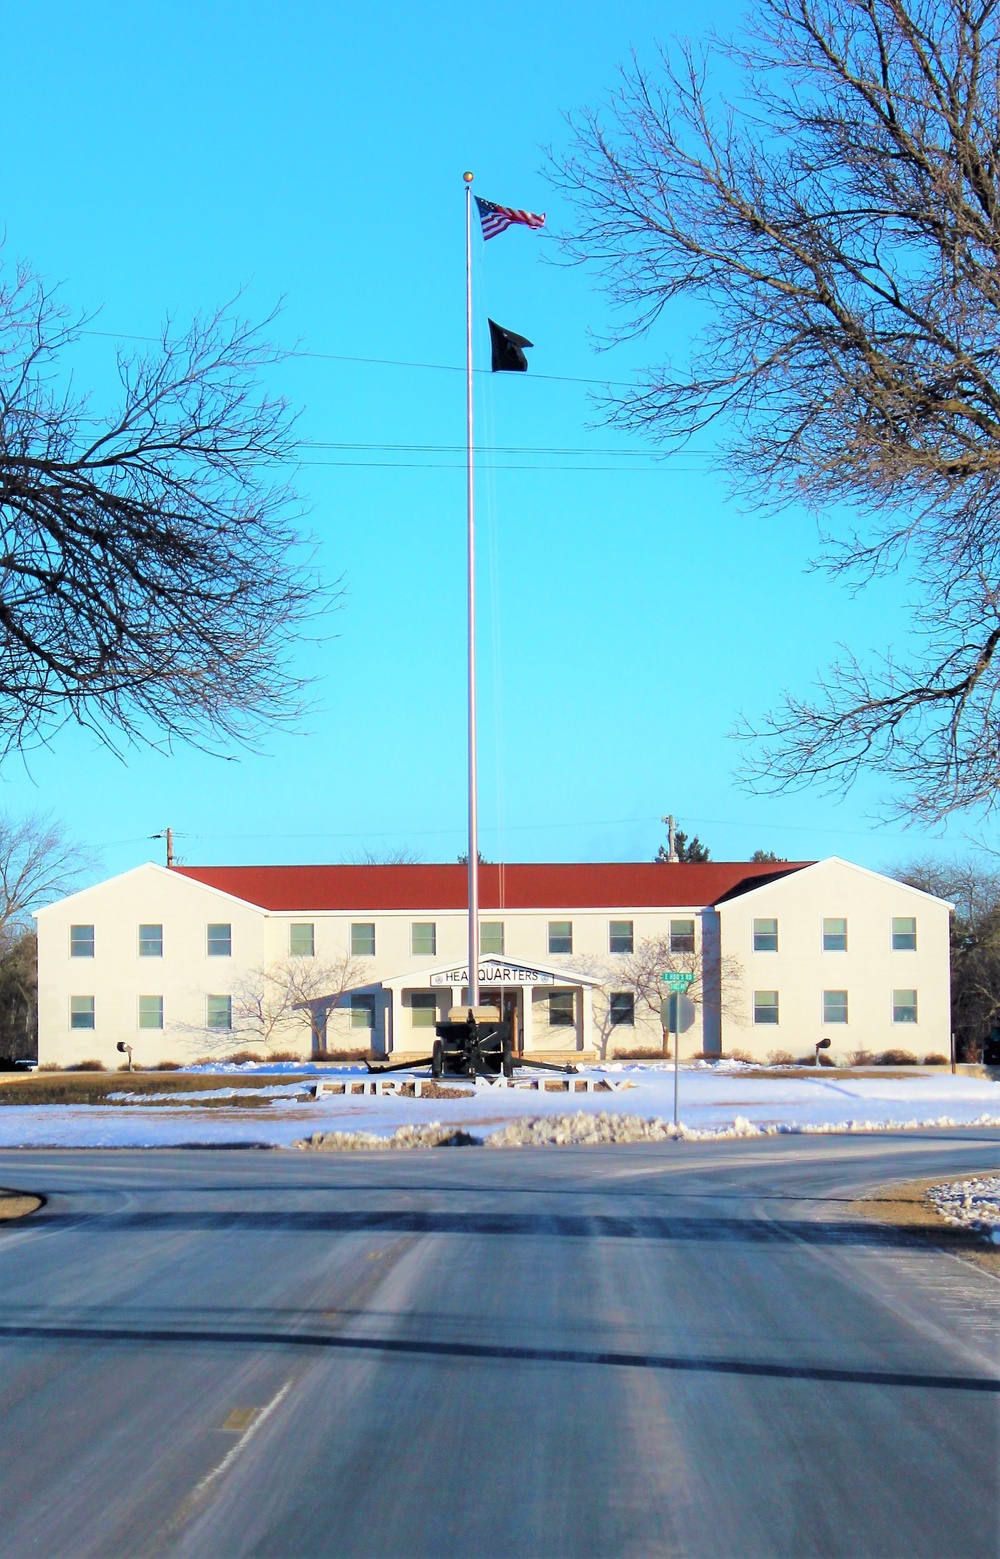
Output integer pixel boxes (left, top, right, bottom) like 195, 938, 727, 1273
312, 1048, 377, 1064
852, 1174, 1000, 1279
0, 1190, 42, 1220
0, 1071, 311, 1106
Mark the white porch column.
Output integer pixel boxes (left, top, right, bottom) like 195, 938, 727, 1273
581, 985, 594, 1054
521, 986, 534, 1053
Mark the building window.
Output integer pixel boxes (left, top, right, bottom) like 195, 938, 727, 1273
207, 923, 232, 958
609, 920, 634, 955
289, 923, 315, 957
548, 921, 573, 955
823, 990, 848, 1024
351, 922, 376, 957
670, 919, 695, 953
70, 925, 94, 958
351, 994, 376, 1031
609, 992, 635, 1026
823, 918, 848, 952
70, 995, 95, 1029
892, 917, 917, 951
138, 995, 164, 1030
411, 922, 437, 957
549, 991, 575, 1026
138, 924, 163, 958
893, 989, 918, 1024
206, 995, 232, 1030
753, 990, 779, 1025
410, 992, 437, 1028
481, 922, 504, 956
753, 918, 778, 953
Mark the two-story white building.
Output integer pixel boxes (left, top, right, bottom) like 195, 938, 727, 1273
34, 857, 951, 1067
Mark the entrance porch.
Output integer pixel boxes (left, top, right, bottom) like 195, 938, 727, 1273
376, 957, 604, 1058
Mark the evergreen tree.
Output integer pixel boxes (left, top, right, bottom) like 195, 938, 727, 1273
654, 831, 710, 863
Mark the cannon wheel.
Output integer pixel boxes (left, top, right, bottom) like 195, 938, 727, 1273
501, 1035, 514, 1080
431, 1039, 444, 1079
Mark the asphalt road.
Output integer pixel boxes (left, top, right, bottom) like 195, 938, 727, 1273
1, 1134, 1000, 1559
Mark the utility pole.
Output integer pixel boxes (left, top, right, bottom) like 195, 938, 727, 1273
661, 814, 679, 863
151, 829, 174, 868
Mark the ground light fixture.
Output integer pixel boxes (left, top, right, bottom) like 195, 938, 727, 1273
116, 1041, 134, 1072
815, 1037, 832, 1067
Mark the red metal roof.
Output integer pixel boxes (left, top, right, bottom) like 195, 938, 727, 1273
171, 861, 810, 911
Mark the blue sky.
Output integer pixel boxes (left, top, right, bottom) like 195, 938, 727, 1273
0, 0, 971, 879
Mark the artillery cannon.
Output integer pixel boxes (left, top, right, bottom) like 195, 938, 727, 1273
366, 1006, 577, 1079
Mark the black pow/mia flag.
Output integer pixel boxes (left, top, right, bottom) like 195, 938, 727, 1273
488, 319, 533, 372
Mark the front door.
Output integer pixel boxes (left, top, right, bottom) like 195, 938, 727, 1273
480, 988, 522, 1053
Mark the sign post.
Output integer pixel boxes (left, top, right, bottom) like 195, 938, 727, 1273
662, 971, 696, 1127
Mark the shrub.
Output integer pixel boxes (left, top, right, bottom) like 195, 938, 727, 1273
611, 1046, 667, 1060
69, 1059, 105, 1071
818, 1052, 836, 1066
266, 1050, 305, 1063
313, 1047, 376, 1063
767, 1049, 795, 1066
849, 1049, 875, 1066
873, 1049, 918, 1066
152, 1060, 182, 1070
923, 1053, 949, 1066
223, 1050, 265, 1066
37, 1062, 61, 1071
730, 1048, 755, 1063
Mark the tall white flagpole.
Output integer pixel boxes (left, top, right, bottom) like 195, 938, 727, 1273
463, 170, 480, 1009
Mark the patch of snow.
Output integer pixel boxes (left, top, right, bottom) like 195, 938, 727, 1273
294, 1123, 479, 1151
927, 1174, 1000, 1237
105, 1085, 308, 1103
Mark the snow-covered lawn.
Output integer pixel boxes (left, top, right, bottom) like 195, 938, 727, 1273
2, 1063, 1000, 1148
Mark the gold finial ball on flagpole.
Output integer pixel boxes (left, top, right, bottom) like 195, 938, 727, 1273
463, 171, 474, 183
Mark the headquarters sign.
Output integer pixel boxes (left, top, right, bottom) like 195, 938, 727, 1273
430, 961, 556, 987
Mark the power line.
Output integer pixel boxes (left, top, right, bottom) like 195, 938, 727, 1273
299, 440, 714, 456
75, 329, 719, 467
78, 327, 646, 390
297, 459, 706, 472
99, 813, 916, 848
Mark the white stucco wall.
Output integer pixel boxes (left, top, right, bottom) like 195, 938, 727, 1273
717, 859, 951, 1062
33, 857, 951, 1068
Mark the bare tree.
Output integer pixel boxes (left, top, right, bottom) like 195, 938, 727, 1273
231, 951, 367, 1054
347, 847, 423, 865
622, 935, 746, 1045
565, 955, 628, 1061
552, 0, 1000, 821
0, 261, 328, 755
0, 928, 37, 1063
570, 936, 745, 1059
890, 856, 1000, 1056
0, 812, 91, 934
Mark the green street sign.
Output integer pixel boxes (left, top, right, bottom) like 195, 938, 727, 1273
661, 970, 695, 991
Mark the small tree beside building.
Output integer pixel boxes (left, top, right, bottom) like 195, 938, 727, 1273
229, 951, 368, 1056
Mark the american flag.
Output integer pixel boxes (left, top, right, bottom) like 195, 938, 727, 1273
475, 197, 546, 241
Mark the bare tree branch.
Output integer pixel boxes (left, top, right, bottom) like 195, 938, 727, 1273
0, 812, 92, 934
0, 261, 333, 755
551, 0, 1000, 820
231, 953, 367, 1053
